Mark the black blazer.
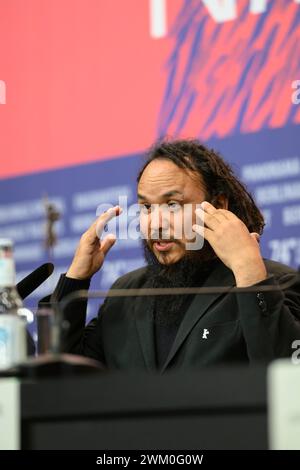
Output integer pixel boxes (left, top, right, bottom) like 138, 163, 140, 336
53, 258, 300, 373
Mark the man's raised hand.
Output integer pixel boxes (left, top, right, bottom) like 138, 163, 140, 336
66, 206, 122, 280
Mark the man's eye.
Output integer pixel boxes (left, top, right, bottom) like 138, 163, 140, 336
140, 203, 151, 213
168, 201, 181, 211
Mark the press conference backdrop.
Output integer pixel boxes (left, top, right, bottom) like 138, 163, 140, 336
0, 1, 300, 335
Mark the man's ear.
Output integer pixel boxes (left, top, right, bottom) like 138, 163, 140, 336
211, 194, 228, 210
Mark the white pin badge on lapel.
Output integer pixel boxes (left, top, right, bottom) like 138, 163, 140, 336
202, 328, 209, 339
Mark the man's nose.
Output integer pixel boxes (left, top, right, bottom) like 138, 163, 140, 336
150, 205, 170, 232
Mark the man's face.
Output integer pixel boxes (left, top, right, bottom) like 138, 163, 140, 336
137, 159, 206, 265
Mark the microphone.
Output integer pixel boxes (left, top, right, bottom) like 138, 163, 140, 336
16, 263, 54, 300
5, 262, 101, 376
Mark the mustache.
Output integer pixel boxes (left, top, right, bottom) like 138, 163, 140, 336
144, 230, 178, 242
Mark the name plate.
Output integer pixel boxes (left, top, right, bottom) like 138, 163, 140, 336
268, 360, 300, 450
0, 378, 20, 450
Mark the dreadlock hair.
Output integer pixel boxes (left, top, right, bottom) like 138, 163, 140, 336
137, 138, 265, 235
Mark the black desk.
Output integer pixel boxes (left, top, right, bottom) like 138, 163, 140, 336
21, 366, 267, 450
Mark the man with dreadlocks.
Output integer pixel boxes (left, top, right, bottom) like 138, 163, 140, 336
52, 139, 300, 371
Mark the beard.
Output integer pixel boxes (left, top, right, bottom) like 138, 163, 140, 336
142, 239, 217, 327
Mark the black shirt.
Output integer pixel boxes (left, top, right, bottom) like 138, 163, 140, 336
154, 293, 194, 369
153, 261, 217, 369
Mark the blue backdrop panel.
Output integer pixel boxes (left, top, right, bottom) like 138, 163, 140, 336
0, 125, 299, 330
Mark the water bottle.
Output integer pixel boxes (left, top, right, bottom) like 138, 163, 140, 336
0, 239, 27, 369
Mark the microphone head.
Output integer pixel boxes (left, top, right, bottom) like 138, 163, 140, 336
16, 263, 54, 300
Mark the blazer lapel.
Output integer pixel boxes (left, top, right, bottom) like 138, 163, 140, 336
160, 261, 235, 373
134, 293, 157, 371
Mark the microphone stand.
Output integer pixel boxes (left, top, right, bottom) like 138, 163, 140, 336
4, 273, 297, 379
53, 273, 300, 372
0, 307, 104, 380
17, 296, 105, 377
58, 273, 300, 314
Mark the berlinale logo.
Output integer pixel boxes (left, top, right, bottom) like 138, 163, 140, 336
157, 0, 300, 140
150, 0, 300, 38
